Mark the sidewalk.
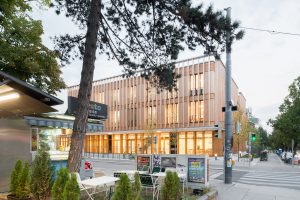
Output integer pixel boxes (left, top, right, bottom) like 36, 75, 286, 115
210, 179, 300, 200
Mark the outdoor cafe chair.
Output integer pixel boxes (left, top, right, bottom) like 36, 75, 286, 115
151, 166, 161, 174
74, 172, 94, 200
139, 174, 160, 200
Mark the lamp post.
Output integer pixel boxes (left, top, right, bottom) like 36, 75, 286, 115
224, 7, 233, 184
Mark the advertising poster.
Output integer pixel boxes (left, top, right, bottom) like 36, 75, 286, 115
152, 154, 161, 168
188, 157, 205, 183
176, 155, 187, 175
161, 157, 176, 168
137, 156, 151, 171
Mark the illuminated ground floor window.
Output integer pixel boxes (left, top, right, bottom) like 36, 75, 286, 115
81, 130, 217, 156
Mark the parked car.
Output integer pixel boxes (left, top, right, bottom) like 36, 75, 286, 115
280, 151, 286, 160
260, 150, 268, 161
283, 152, 293, 163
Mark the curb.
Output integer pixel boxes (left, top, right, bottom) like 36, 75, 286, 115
197, 189, 218, 200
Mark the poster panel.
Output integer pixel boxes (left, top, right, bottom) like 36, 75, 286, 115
152, 154, 161, 168
176, 155, 187, 175
137, 155, 151, 171
187, 157, 205, 183
161, 156, 176, 168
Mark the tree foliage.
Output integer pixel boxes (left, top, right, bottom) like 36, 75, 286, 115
10, 160, 23, 195
160, 171, 181, 200
51, 168, 70, 200
52, 0, 243, 91
31, 133, 54, 200
62, 174, 80, 200
111, 173, 132, 200
16, 162, 31, 199
269, 76, 300, 152
132, 173, 142, 200
0, 0, 65, 94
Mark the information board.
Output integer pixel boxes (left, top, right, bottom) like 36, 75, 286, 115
187, 157, 205, 183
137, 156, 151, 171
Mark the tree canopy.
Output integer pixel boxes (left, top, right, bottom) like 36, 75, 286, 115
52, 0, 243, 91
269, 76, 300, 151
0, 0, 65, 94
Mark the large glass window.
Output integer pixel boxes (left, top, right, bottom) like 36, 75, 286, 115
204, 132, 213, 155
165, 104, 178, 124
196, 132, 204, 154
114, 135, 121, 153
128, 134, 136, 154
137, 134, 143, 154
178, 132, 186, 154
189, 101, 204, 122
160, 133, 170, 154
187, 132, 195, 154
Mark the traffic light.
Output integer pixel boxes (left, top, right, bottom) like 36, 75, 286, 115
251, 133, 256, 141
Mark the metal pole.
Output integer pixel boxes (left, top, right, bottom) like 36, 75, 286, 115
224, 7, 233, 184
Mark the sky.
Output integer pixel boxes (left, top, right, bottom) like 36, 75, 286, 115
31, 0, 300, 132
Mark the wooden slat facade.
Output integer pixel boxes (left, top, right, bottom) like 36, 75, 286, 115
67, 56, 247, 156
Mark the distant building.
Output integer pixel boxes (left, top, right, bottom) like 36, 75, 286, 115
68, 55, 247, 156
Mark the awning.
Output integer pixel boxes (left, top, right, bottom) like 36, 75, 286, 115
24, 116, 103, 132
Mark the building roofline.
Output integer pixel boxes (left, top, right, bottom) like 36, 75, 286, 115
0, 71, 63, 106
68, 54, 217, 89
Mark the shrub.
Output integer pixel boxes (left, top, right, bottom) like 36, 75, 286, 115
160, 171, 182, 200
132, 173, 142, 200
51, 168, 70, 200
111, 173, 132, 200
62, 174, 80, 200
31, 134, 54, 200
16, 162, 30, 199
10, 160, 22, 195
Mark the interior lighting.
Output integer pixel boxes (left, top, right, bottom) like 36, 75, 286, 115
0, 92, 20, 102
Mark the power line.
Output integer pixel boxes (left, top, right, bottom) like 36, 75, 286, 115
239, 26, 300, 37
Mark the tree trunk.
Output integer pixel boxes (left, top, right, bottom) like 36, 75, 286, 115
68, 0, 101, 173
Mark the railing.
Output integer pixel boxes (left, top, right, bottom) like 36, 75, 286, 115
83, 152, 136, 160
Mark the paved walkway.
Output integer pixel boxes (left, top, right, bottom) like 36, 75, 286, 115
210, 179, 300, 200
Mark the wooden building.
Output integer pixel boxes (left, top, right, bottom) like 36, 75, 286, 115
68, 55, 247, 156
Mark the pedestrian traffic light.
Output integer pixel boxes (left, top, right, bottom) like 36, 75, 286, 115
251, 133, 256, 141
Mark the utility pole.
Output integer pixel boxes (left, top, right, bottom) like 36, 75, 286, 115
224, 7, 233, 184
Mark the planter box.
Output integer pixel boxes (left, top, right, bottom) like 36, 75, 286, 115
7, 194, 32, 200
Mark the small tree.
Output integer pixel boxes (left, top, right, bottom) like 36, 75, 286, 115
16, 162, 30, 199
31, 133, 54, 200
62, 174, 80, 200
52, 168, 70, 200
132, 173, 142, 200
111, 174, 132, 200
160, 171, 181, 200
10, 160, 22, 196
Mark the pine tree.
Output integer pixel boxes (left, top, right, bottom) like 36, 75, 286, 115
51, 168, 70, 200
31, 134, 54, 200
62, 174, 80, 200
132, 173, 142, 200
112, 174, 132, 200
16, 162, 30, 199
160, 171, 181, 200
9, 160, 22, 195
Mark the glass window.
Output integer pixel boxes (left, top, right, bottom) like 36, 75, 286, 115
204, 132, 212, 155
114, 135, 121, 153
137, 134, 143, 154
187, 132, 195, 154
128, 134, 136, 154
178, 132, 186, 154
196, 132, 203, 154
160, 133, 170, 154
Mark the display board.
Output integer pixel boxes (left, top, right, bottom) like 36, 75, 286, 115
161, 156, 176, 168
152, 154, 161, 168
187, 157, 205, 183
137, 155, 151, 171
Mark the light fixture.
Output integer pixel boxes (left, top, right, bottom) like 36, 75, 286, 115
0, 92, 20, 102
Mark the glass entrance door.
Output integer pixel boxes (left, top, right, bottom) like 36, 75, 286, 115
160, 133, 170, 154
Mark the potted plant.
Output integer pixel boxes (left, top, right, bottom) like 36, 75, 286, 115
51, 168, 70, 200
62, 174, 80, 200
8, 161, 31, 200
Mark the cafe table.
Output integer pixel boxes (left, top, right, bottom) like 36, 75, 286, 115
80, 176, 119, 200
150, 172, 187, 194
